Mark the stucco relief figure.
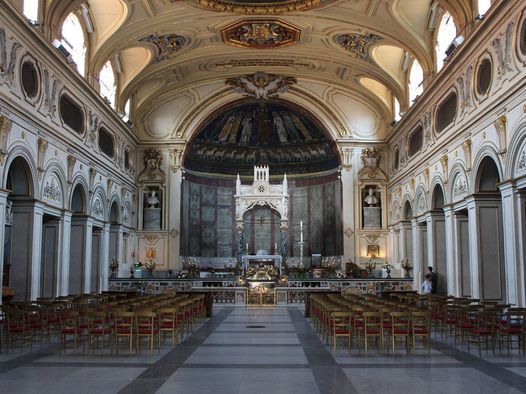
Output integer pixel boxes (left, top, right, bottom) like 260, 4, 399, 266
281, 112, 301, 141
239, 112, 254, 145
364, 187, 379, 206
273, 111, 288, 143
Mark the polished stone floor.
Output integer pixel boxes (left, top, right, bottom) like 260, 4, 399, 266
1, 306, 526, 394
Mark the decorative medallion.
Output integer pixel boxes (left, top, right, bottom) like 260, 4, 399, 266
43, 175, 62, 204
226, 71, 297, 100
91, 197, 104, 219
452, 172, 468, 202
221, 20, 300, 49
186, 0, 327, 14
140, 34, 187, 63
518, 146, 526, 173
336, 33, 383, 63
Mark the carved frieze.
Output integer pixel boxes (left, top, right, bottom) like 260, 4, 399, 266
91, 195, 104, 219
335, 33, 383, 63
42, 174, 62, 205
42, 69, 60, 117
0, 114, 12, 164
140, 33, 187, 63
222, 20, 300, 49
188, 0, 326, 14
491, 22, 516, 81
517, 146, 526, 173
226, 71, 297, 100
452, 172, 468, 202
0, 28, 22, 86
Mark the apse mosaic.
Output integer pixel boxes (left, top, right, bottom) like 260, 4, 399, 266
184, 100, 340, 175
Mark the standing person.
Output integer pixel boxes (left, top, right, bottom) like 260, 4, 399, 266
421, 274, 432, 294
428, 266, 438, 294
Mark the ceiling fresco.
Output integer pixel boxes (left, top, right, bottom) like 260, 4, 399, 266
184, 100, 340, 175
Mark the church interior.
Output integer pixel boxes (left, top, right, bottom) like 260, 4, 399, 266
1, 0, 526, 393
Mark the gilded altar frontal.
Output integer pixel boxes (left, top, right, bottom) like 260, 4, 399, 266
1, 0, 526, 393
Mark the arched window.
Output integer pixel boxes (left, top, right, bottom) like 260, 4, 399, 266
23, 0, 39, 23
61, 12, 87, 76
477, 0, 491, 16
435, 11, 457, 72
393, 97, 401, 122
124, 99, 131, 118
408, 59, 424, 105
99, 60, 116, 109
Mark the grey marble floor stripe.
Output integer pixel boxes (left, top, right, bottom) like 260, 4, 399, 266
214, 330, 296, 333
431, 339, 526, 392
0, 345, 57, 374
28, 361, 152, 368
200, 343, 301, 347
179, 363, 311, 369
288, 308, 359, 394
118, 307, 234, 394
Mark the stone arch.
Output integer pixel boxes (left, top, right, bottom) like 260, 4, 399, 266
3, 147, 38, 198
70, 177, 89, 213
414, 186, 428, 217
448, 163, 469, 203
90, 185, 107, 221
402, 198, 413, 219
431, 182, 446, 209
475, 156, 501, 192
41, 162, 67, 209
471, 145, 503, 191
505, 120, 526, 179
108, 196, 121, 224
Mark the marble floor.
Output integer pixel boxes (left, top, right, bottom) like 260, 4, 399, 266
1, 306, 526, 394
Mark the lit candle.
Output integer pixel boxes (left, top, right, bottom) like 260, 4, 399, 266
275, 242, 278, 251
246, 243, 248, 251
300, 221, 304, 243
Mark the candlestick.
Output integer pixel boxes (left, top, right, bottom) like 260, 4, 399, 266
246, 243, 248, 251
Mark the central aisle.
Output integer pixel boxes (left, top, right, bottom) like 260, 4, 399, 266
149, 306, 353, 394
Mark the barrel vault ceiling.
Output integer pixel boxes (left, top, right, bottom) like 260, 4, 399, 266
41, 0, 475, 143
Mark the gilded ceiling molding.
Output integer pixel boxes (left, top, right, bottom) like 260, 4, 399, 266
226, 71, 297, 100
221, 20, 300, 49
139, 33, 187, 63
335, 33, 383, 63
185, 0, 325, 14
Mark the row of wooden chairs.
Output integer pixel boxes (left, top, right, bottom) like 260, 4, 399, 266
0, 292, 206, 354
310, 293, 432, 356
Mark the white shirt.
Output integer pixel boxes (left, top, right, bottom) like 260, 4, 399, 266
421, 280, 432, 294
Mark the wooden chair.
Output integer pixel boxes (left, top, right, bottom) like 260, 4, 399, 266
411, 311, 431, 355
498, 310, 525, 355
329, 312, 352, 352
136, 311, 160, 352
389, 312, 411, 356
357, 312, 383, 356
467, 310, 497, 357
158, 307, 181, 345
88, 311, 112, 352
59, 310, 83, 352
113, 311, 136, 354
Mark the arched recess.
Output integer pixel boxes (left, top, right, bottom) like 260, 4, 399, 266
429, 182, 448, 293
69, 180, 90, 295
473, 155, 506, 301
4, 156, 36, 301
108, 198, 122, 282
242, 206, 282, 256
403, 199, 413, 219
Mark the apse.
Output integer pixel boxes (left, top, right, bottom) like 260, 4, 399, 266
183, 99, 340, 177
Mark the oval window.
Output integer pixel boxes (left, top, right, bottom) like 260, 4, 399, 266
436, 92, 457, 133
60, 95, 84, 134
476, 58, 492, 96
408, 126, 423, 157
98, 127, 115, 158
21, 61, 38, 98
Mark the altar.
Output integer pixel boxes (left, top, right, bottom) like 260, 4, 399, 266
242, 254, 282, 275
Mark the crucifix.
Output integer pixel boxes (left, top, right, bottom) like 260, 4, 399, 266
258, 216, 265, 227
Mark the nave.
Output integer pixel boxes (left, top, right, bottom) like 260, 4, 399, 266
1, 302, 526, 394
